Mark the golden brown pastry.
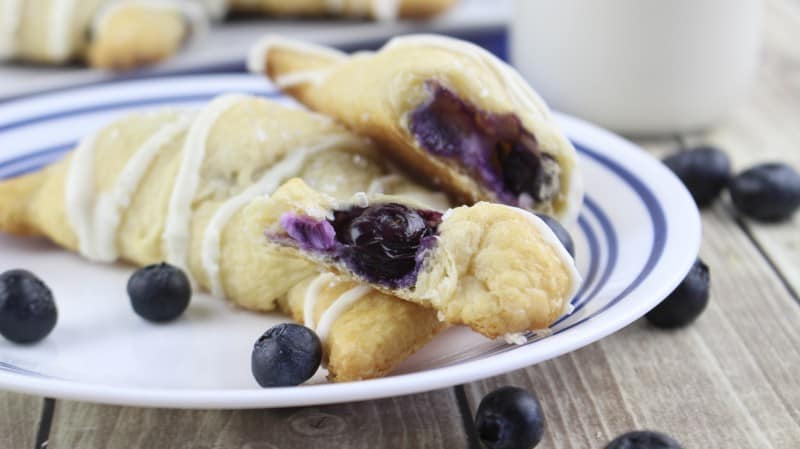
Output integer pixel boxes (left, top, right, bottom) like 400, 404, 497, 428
0, 94, 449, 381
228, 0, 457, 20
1, 0, 206, 69
244, 179, 581, 339
248, 34, 583, 223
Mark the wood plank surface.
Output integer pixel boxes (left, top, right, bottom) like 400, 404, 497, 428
0, 393, 41, 449
463, 204, 800, 448
47, 389, 473, 449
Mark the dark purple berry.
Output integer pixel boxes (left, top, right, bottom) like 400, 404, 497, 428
729, 163, 800, 222
251, 323, 322, 387
603, 431, 683, 449
535, 214, 575, 258
0, 270, 57, 344
475, 386, 545, 449
331, 204, 441, 288
646, 259, 709, 329
127, 263, 191, 323
663, 146, 731, 208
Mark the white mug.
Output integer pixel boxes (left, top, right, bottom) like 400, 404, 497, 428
511, 0, 762, 135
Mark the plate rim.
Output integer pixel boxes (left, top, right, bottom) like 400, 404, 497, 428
0, 74, 701, 408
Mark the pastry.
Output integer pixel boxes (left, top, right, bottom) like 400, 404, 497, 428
228, 0, 457, 21
1, 0, 207, 69
0, 94, 449, 381
248, 34, 583, 223
246, 178, 581, 339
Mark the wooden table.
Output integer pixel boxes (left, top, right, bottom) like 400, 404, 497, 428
3, 1, 799, 447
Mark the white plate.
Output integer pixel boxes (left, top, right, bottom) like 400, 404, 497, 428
0, 74, 700, 409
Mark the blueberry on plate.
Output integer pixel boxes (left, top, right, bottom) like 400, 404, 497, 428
729, 163, 800, 222
646, 259, 709, 329
127, 263, 191, 323
662, 146, 731, 208
0, 269, 58, 344
535, 214, 575, 258
475, 386, 545, 449
251, 323, 322, 387
604, 431, 683, 449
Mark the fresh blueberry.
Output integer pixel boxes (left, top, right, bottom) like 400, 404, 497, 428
663, 146, 731, 208
127, 263, 191, 323
475, 386, 545, 449
729, 163, 800, 222
603, 431, 683, 449
0, 269, 57, 344
535, 214, 575, 258
646, 259, 709, 329
251, 323, 322, 387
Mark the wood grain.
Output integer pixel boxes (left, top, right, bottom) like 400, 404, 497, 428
47, 389, 473, 449
463, 204, 800, 448
0, 392, 41, 449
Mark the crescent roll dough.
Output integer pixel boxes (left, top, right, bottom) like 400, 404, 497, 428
2, 0, 205, 69
248, 34, 583, 223
228, 0, 457, 20
0, 94, 449, 381
245, 179, 582, 338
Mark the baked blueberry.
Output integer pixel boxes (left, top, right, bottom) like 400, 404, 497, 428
603, 431, 683, 449
251, 323, 322, 387
662, 146, 731, 207
475, 386, 545, 449
646, 259, 709, 329
535, 214, 575, 258
0, 270, 57, 344
127, 263, 191, 323
330, 204, 441, 288
729, 163, 800, 222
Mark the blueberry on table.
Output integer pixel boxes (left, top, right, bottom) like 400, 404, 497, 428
251, 323, 322, 387
535, 214, 575, 258
662, 146, 731, 207
603, 431, 683, 449
475, 386, 545, 449
127, 263, 191, 323
646, 259, 709, 329
729, 163, 800, 222
0, 269, 57, 344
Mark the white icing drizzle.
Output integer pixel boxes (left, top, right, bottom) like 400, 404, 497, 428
303, 273, 338, 330
91, 0, 209, 44
371, 0, 399, 21
90, 114, 194, 261
247, 35, 346, 75
201, 135, 361, 297
65, 131, 101, 257
163, 94, 248, 275
65, 113, 193, 262
48, 0, 77, 62
0, 0, 22, 60
316, 285, 372, 343
324, 0, 345, 13
367, 174, 403, 194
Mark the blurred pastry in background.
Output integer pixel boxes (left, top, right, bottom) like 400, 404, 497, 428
0, 0, 208, 70
226, 0, 458, 21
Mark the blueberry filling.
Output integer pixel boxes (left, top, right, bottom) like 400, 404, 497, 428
277, 204, 442, 289
409, 81, 561, 206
